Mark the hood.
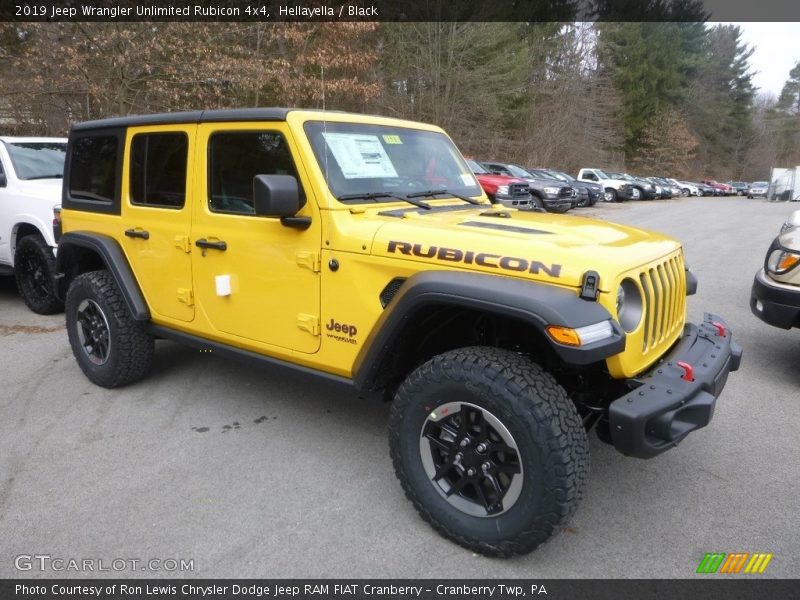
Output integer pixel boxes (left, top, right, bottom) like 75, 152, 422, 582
362, 204, 680, 292
475, 173, 525, 185
525, 177, 571, 188
15, 178, 63, 202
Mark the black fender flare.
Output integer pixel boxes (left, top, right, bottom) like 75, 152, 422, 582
55, 231, 150, 321
352, 270, 625, 392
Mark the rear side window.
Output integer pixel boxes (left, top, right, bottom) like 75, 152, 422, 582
208, 131, 299, 215
130, 133, 188, 209
69, 135, 119, 204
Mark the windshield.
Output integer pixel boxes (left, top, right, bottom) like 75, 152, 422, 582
752, 182, 768, 187
504, 164, 533, 178
550, 170, 575, 182
466, 159, 488, 174
304, 122, 481, 202
4, 141, 66, 180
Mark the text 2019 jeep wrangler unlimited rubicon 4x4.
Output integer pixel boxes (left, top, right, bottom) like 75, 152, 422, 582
56, 109, 741, 557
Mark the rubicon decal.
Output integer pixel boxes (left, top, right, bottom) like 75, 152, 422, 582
387, 241, 562, 277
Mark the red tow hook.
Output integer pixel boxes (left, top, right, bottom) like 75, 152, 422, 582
711, 321, 727, 337
677, 361, 695, 382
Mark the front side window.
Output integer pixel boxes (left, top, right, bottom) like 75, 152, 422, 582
304, 121, 481, 203
4, 141, 66, 180
130, 133, 188, 209
208, 131, 298, 215
69, 135, 119, 203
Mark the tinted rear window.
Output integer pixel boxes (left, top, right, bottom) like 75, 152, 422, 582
69, 135, 119, 204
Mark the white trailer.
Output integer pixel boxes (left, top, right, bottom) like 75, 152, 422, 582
769, 166, 800, 201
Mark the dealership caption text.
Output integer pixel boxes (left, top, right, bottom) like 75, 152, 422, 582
14, 3, 379, 19
16, 584, 548, 598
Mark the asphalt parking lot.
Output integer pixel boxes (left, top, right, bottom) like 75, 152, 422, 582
1, 196, 798, 579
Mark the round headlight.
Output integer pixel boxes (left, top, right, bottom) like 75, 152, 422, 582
616, 278, 643, 332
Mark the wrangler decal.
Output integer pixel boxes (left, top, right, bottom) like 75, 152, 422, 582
387, 241, 562, 277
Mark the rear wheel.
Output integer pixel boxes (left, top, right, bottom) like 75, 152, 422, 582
66, 270, 154, 388
389, 347, 589, 557
14, 234, 63, 315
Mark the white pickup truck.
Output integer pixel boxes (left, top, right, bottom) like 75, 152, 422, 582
576, 167, 638, 202
0, 136, 67, 313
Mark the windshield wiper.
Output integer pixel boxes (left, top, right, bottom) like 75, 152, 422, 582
25, 174, 63, 180
337, 191, 431, 210
405, 188, 482, 205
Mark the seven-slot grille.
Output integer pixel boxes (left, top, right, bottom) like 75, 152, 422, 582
638, 253, 686, 354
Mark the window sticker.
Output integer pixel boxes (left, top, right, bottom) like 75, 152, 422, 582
382, 135, 402, 144
322, 133, 399, 179
460, 173, 477, 186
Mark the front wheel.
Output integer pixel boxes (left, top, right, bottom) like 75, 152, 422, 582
389, 347, 589, 557
14, 234, 64, 314
604, 188, 618, 202
66, 270, 154, 388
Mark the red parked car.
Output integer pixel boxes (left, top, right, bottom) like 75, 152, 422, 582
701, 179, 735, 196
465, 159, 539, 210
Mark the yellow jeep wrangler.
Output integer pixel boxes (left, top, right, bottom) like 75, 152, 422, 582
55, 109, 741, 557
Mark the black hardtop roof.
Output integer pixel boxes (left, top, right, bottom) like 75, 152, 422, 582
70, 107, 352, 132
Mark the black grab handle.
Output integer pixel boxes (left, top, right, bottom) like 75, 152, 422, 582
195, 238, 227, 251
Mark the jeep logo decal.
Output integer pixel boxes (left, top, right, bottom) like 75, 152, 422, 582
387, 241, 562, 278
326, 319, 357, 337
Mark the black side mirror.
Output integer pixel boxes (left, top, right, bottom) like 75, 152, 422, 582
253, 174, 310, 229
0, 172, 6, 187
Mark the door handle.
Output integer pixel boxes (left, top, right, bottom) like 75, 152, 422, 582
124, 228, 150, 240
195, 238, 227, 251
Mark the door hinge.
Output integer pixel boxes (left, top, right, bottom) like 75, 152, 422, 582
174, 235, 191, 253
177, 288, 194, 306
296, 251, 320, 272
297, 314, 320, 336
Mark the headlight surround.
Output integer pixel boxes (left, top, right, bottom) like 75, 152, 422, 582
496, 184, 509, 195
767, 248, 800, 274
543, 186, 560, 195
616, 278, 644, 332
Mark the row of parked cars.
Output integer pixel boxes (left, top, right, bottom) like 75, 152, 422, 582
0, 132, 771, 316
460, 160, 768, 214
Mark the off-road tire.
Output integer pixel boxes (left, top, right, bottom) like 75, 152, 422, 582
14, 234, 64, 314
65, 270, 154, 388
604, 188, 618, 202
388, 347, 589, 557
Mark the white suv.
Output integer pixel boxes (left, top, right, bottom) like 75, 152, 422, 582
0, 136, 67, 313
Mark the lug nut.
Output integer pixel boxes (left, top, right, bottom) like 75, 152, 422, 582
459, 438, 470, 448
467, 468, 476, 476
476, 442, 487, 453
481, 462, 490, 472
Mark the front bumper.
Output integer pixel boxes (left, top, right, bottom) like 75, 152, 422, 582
751, 268, 800, 329
541, 196, 574, 210
617, 185, 637, 201
609, 314, 742, 459
494, 193, 536, 210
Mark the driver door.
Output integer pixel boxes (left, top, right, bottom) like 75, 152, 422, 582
191, 123, 321, 354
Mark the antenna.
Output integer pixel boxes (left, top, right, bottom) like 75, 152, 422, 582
321, 65, 329, 182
